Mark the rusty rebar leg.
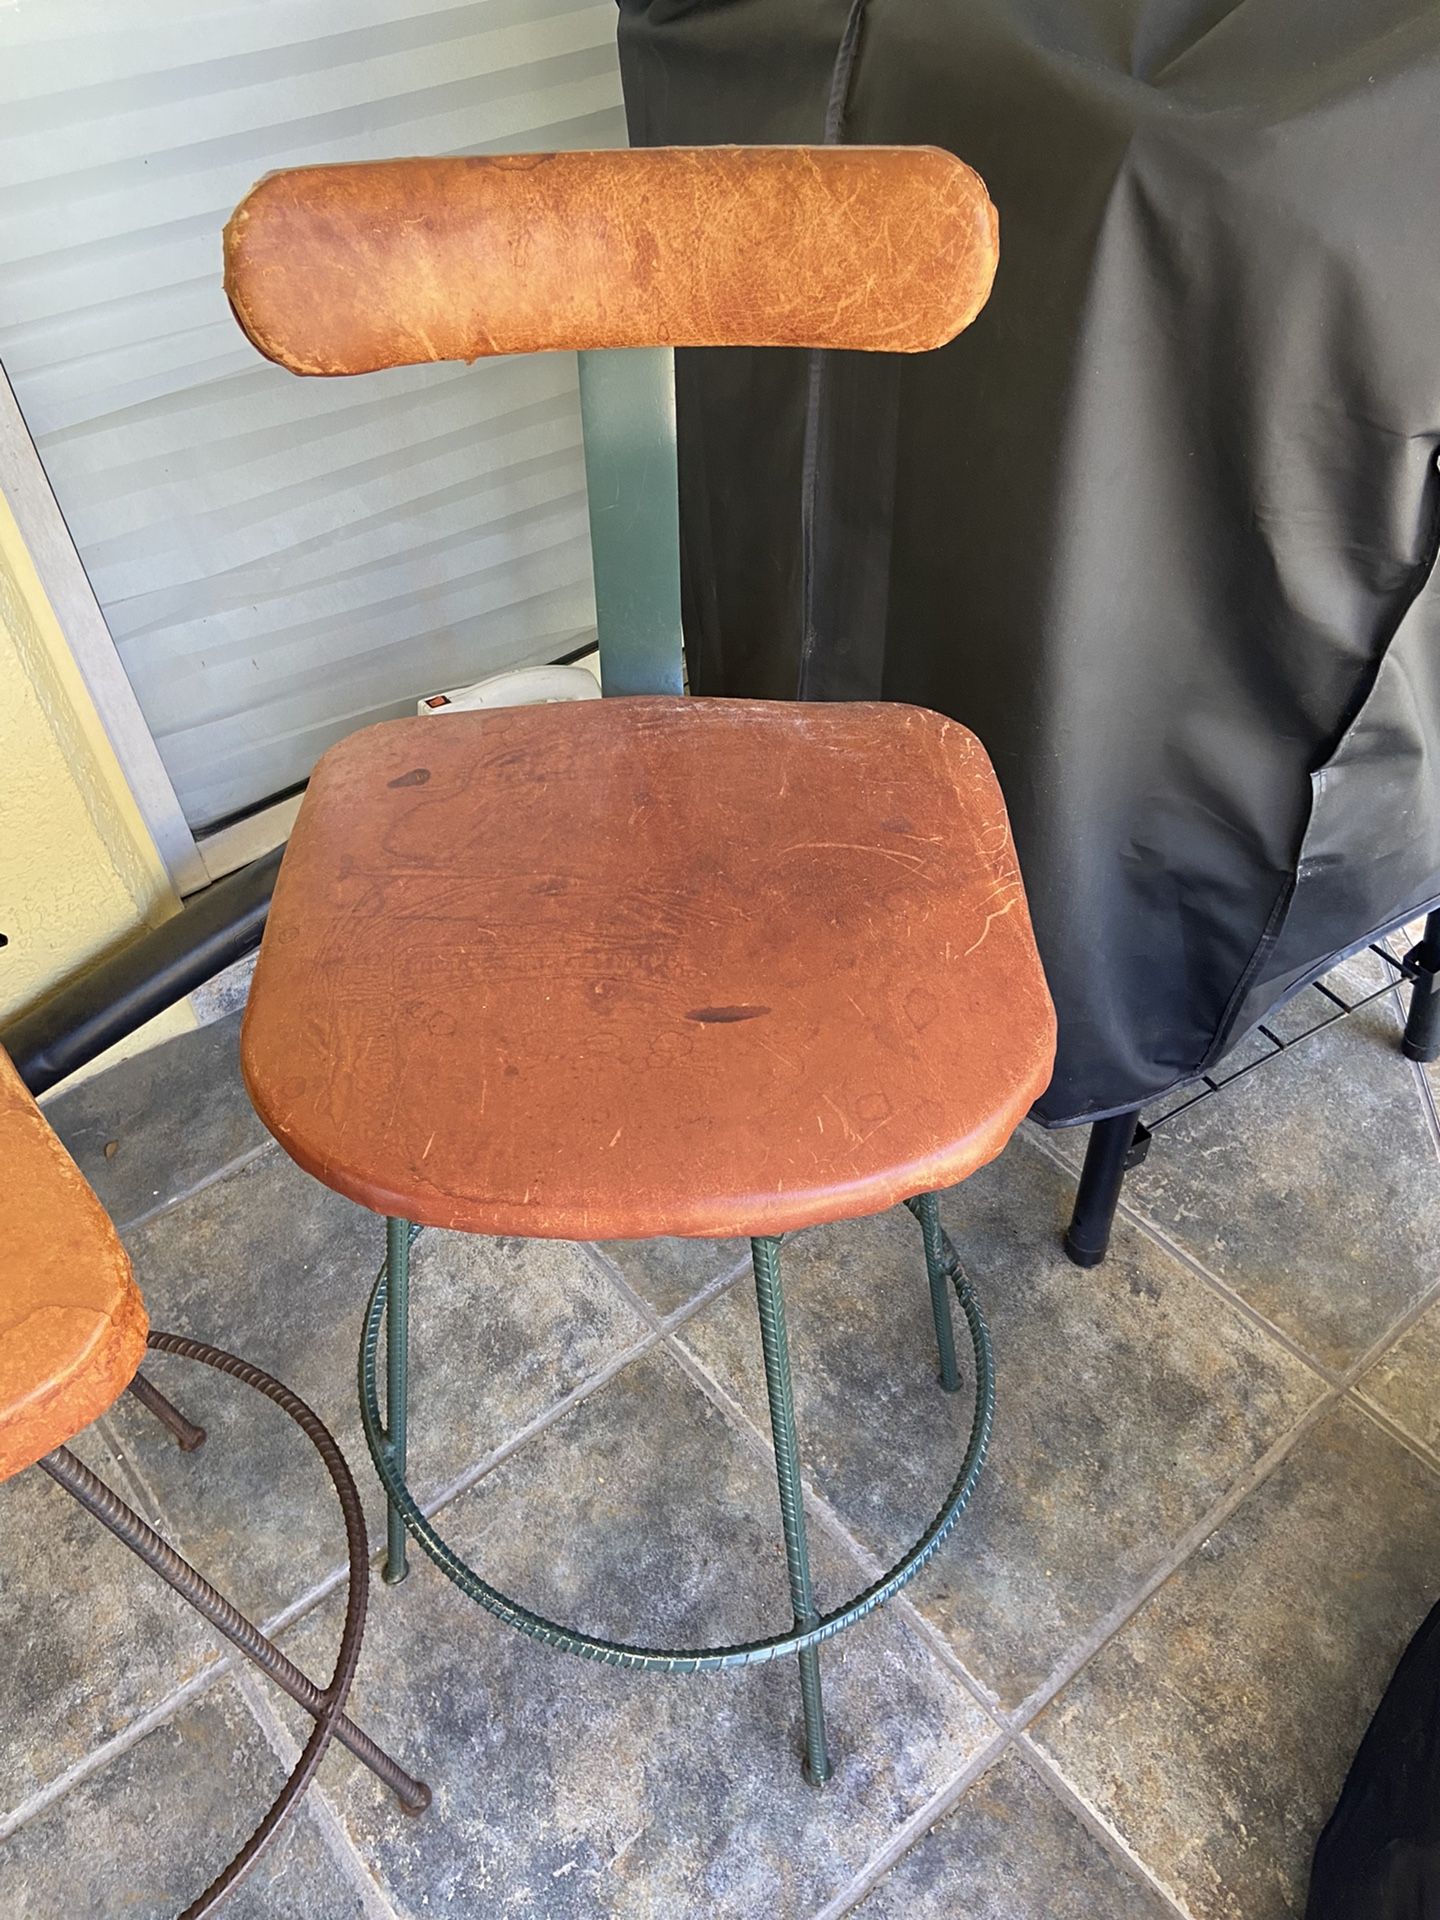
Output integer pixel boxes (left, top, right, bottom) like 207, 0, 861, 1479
38, 1329, 429, 1919
128, 1369, 207, 1451
38, 1449, 428, 1813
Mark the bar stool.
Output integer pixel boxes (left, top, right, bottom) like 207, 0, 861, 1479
0, 1047, 429, 1917
223, 144, 1056, 1785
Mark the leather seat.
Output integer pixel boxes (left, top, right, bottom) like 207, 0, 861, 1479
0, 1048, 146, 1481
241, 695, 1055, 1240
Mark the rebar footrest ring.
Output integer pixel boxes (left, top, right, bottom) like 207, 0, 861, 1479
358, 1211, 993, 1674
143, 1333, 397, 1917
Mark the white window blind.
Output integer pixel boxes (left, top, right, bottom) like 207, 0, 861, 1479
0, 0, 625, 828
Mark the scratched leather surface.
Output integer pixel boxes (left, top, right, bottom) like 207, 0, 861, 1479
223, 147, 997, 371
241, 699, 1055, 1239
0, 1049, 147, 1481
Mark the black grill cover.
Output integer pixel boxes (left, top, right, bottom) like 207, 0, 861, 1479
1308, 1597, 1440, 1918
617, 0, 1440, 1126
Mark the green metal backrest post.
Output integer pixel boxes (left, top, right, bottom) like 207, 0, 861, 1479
576, 348, 685, 697
223, 147, 998, 707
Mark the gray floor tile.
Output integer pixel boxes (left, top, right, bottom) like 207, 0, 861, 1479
110, 1150, 651, 1623
1119, 998, 1440, 1373
0, 1422, 221, 1818
1032, 1401, 1440, 1920
676, 1135, 1319, 1710
1356, 1299, 1440, 1459
0, 1674, 369, 1919
1418, 1030, 1440, 1112
276, 1345, 997, 1919
42, 1010, 270, 1228
592, 1235, 750, 1318
190, 949, 259, 1025
855, 1747, 1174, 1920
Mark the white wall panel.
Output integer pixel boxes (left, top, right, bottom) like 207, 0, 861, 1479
0, 0, 625, 826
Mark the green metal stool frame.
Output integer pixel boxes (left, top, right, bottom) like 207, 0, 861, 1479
358, 1191, 992, 1786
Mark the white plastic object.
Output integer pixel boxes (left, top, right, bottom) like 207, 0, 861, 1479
417, 661, 602, 715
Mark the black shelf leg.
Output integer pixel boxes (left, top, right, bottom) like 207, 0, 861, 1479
1063, 1107, 1143, 1268
1403, 911, 1440, 1065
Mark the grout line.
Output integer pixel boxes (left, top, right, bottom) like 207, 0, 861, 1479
1080, 1133, 1440, 1401
885, 1599, 1008, 1726
1026, 999, 1440, 1400
240, 1324, 674, 1656
936, 1162, 1348, 1731
416, 1323, 664, 1524
1014, 1734, 1194, 1919
1005, 1386, 1340, 1732
580, 1241, 753, 1340
1408, 1052, 1440, 1161
1334, 1273, 1440, 1391
660, 1253, 754, 1333
230, 1665, 402, 1919
1115, 1201, 1341, 1387
812, 1729, 1011, 1920
660, 1324, 1005, 1725
1346, 1390, 1440, 1483
116, 1139, 278, 1236
0, 1649, 238, 1844
579, 1242, 669, 1333
253, 1563, 355, 1648
1021, 1126, 1342, 1389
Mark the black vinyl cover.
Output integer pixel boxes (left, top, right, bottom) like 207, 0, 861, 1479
1308, 1596, 1440, 1919
617, 0, 1440, 1126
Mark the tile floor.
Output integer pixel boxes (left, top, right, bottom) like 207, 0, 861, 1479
4, 952, 1438, 1918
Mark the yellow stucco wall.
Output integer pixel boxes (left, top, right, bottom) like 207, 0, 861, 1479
0, 482, 195, 1063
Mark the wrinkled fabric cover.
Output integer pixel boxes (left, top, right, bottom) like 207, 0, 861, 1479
617, 0, 1440, 1125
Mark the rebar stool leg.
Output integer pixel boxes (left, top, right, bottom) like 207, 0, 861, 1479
382, 1216, 411, 1585
360, 1200, 994, 1755
1403, 910, 1440, 1064
750, 1235, 832, 1786
1063, 1107, 1143, 1268
128, 1370, 208, 1451
38, 1330, 429, 1919
37, 1447, 427, 1815
911, 1192, 961, 1393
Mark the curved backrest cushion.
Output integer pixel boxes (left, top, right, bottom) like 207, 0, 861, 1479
0, 1048, 147, 1480
224, 146, 998, 374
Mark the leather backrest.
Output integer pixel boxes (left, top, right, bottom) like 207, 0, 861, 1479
224, 146, 998, 373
